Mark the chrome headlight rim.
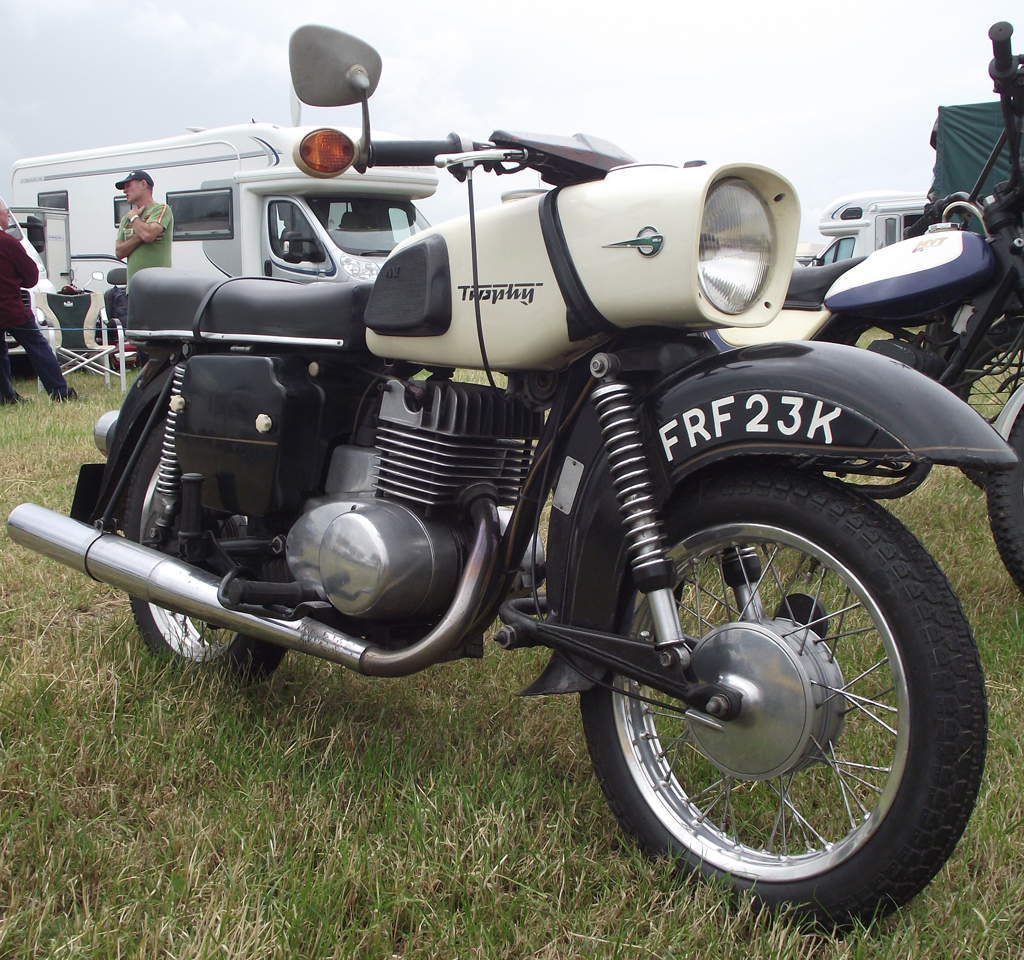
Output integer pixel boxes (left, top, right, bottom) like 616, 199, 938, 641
698, 178, 775, 316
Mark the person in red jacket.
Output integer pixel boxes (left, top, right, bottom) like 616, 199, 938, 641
0, 200, 76, 403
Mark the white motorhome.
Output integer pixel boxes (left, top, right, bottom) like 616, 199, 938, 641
812, 191, 927, 265
10, 123, 439, 290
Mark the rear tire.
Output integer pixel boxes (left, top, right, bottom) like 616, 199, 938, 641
579, 467, 986, 925
986, 413, 1024, 595
124, 426, 287, 680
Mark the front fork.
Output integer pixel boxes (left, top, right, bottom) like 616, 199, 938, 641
590, 361, 774, 663
589, 362, 690, 668
721, 545, 767, 621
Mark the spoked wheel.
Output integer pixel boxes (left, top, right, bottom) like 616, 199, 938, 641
948, 316, 1024, 488
580, 468, 986, 925
124, 427, 287, 679
952, 317, 1024, 424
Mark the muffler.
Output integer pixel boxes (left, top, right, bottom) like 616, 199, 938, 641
6, 493, 499, 677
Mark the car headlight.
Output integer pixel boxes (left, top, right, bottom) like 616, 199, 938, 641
339, 254, 380, 282
698, 178, 774, 315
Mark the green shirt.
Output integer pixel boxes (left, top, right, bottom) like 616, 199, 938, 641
117, 201, 173, 288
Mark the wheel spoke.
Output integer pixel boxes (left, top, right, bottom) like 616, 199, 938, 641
767, 776, 830, 850
815, 681, 898, 719
821, 739, 868, 824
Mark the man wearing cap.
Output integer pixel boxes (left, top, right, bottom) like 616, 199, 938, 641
114, 171, 173, 289
0, 199, 76, 403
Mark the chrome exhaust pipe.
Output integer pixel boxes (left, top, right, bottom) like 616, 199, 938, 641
7, 497, 499, 677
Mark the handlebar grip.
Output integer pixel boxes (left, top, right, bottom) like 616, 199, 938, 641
989, 21, 1014, 75
370, 133, 465, 167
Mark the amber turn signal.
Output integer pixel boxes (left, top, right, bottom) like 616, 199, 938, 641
295, 129, 356, 177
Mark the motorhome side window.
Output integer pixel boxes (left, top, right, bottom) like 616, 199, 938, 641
114, 198, 130, 226
167, 188, 233, 240
305, 197, 426, 257
37, 191, 68, 210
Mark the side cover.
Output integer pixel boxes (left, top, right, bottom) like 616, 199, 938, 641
176, 355, 324, 516
546, 339, 1016, 633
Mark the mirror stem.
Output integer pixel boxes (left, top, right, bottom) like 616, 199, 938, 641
355, 97, 372, 173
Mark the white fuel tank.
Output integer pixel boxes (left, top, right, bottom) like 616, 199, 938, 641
364, 162, 799, 371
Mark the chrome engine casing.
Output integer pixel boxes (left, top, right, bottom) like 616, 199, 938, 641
286, 495, 461, 620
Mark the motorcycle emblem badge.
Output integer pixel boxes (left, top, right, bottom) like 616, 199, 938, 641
603, 226, 664, 258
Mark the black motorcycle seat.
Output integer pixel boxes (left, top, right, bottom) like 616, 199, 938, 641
126, 269, 372, 349
784, 257, 866, 310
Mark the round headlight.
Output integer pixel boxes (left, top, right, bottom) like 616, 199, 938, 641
698, 178, 774, 315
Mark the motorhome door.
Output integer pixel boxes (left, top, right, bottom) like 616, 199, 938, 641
261, 198, 334, 280
12, 208, 71, 286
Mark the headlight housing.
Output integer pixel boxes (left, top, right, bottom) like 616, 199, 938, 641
698, 178, 774, 315
339, 253, 380, 282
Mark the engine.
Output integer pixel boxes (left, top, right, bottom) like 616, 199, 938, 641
286, 378, 545, 621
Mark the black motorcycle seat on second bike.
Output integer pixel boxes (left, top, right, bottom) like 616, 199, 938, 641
784, 256, 865, 310
126, 269, 373, 347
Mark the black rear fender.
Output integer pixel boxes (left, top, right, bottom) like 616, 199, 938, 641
88, 357, 176, 523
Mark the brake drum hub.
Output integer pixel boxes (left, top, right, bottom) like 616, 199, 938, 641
688, 620, 845, 781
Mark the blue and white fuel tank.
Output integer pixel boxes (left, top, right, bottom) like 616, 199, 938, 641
823, 226, 995, 320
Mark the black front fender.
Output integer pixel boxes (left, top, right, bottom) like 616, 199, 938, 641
652, 340, 1015, 478
544, 339, 1014, 639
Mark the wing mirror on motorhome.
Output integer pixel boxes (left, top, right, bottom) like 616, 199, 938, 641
281, 230, 327, 265
289, 25, 380, 172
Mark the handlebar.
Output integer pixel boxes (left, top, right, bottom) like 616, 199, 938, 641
369, 133, 469, 167
990, 21, 1014, 77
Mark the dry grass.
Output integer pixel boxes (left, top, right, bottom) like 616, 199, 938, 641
1, 370, 1023, 958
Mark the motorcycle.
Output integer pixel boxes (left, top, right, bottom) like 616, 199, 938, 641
709, 22, 1024, 587
6, 24, 1014, 925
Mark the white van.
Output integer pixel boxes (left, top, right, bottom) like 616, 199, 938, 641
812, 191, 927, 265
10, 122, 439, 290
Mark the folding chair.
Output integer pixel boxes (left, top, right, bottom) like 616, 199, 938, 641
35, 290, 127, 391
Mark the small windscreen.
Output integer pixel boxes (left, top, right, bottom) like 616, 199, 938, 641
305, 197, 427, 257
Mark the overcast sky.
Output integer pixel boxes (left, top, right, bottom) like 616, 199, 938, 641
2, 0, 1017, 242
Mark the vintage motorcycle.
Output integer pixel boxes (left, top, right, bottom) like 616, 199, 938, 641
7, 25, 1015, 925
710, 22, 1024, 586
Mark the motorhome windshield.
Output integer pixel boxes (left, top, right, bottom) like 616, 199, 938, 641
306, 197, 427, 257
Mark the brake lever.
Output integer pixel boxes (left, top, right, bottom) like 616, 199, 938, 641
435, 147, 529, 170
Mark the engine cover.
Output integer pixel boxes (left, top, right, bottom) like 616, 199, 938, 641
285, 497, 460, 620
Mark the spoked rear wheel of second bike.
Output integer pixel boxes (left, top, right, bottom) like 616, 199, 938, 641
580, 468, 987, 925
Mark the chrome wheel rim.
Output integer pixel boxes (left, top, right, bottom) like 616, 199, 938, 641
612, 522, 909, 883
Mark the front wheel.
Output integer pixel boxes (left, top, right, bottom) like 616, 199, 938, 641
580, 468, 986, 925
124, 426, 287, 679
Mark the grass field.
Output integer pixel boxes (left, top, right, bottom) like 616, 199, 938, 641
1, 370, 1022, 958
